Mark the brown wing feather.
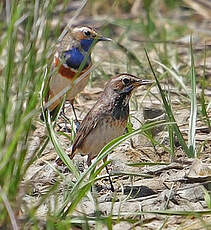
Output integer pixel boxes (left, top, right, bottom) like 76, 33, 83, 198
56, 33, 79, 56
70, 96, 110, 158
70, 107, 101, 157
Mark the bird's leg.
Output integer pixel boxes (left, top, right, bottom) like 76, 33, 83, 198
87, 156, 114, 192
87, 156, 92, 167
125, 127, 135, 148
70, 100, 80, 132
103, 157, 114, 192
87, 156, 95, 193
60, 105, 72, 132
105, 165, 114, 192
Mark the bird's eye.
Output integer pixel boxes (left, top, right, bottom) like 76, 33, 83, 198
84, 30, 91, 36
122, 78, 130, 85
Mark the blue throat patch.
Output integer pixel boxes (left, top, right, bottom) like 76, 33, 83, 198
63, 48, 91, 70
63, 39, 95, 70
80, 38, 95, 52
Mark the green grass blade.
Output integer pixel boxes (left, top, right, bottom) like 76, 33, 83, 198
127, 162, 169, 167
144, 48, 192, 157
200, 43, 211, 131
117, 209, 211, 216
188, 35, 197, 157
0, 186, 18, 230
153, 59, 190, 98
45, 113, 80, 179
58, 120, 174, 217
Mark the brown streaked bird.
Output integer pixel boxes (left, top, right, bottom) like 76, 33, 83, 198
70, 73, 152, 191
41, 26, 111, 123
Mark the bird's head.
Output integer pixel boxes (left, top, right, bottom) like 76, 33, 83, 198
106, 73, 153, 96
70, 26, 111, 52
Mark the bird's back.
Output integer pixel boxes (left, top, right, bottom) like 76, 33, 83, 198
71, 89, 129, 159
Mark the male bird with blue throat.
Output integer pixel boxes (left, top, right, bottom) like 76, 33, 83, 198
41, 26, 111, 125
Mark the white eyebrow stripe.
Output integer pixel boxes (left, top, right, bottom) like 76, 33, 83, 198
74, 27, 91, 32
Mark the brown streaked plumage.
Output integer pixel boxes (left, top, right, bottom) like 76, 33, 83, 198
70, 73, 153, 166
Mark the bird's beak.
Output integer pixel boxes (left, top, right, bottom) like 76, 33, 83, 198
97, 36, 112, 42
139, 79, 154, 85
133, 79, 153, 88
121, 79, 153, 94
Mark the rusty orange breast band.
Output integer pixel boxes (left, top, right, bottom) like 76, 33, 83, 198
54, 57, 91, 80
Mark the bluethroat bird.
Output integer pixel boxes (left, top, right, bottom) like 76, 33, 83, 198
41, 26, 111, 124
70, 73, 152, 191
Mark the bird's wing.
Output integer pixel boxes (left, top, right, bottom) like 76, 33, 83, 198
70, 102, 107, 158
56, 35, 78, 56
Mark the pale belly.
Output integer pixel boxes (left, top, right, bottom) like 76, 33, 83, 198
78, 117, 127, 161
48, 73, 89, 111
